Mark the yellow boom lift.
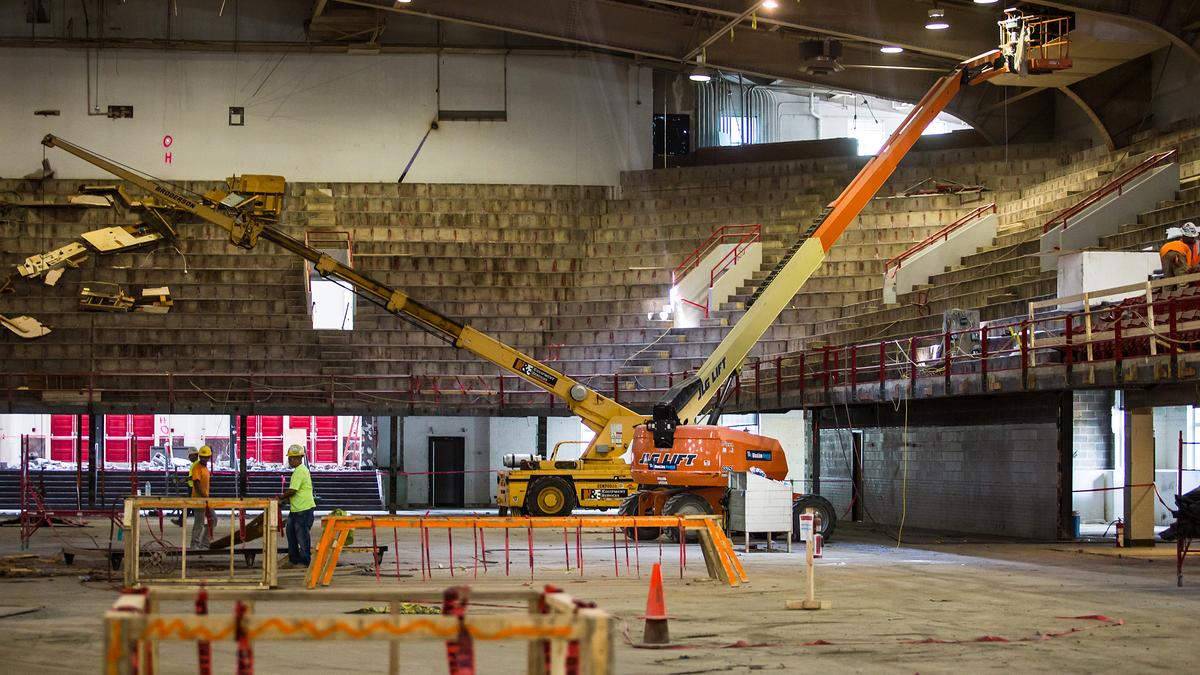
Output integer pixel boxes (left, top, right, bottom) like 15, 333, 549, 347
41, 136, 646, 516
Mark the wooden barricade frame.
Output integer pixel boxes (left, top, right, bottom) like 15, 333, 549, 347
305, 515, 748, 589
103, 586, 613, 675
122, 497, 279, 588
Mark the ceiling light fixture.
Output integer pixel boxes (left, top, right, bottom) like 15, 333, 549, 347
762, 0, 779, 8
880, 45, 904, 54
394, 0, 412, 5
925, 7, 949, 30
689, 66, 713, 82
973, 0, 999, 4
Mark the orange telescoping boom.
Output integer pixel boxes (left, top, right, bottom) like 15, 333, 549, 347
627, 11, 1070, 541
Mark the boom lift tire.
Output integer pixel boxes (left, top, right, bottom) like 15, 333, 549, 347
525, 476, 577, 517
619, 494, 661, 541
792, 495, 837, 542
662, 492, 712, 543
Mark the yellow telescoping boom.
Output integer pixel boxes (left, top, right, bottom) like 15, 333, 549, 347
41, 134, 648, 514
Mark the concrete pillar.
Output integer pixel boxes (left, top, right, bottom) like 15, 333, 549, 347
237, 415, 248, 498
1057, 391, 1073, 539
87, 413, 102, 508
1123, 407, 1156, 546
377, 416, 406, 512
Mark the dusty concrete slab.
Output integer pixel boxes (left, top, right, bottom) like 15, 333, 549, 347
0, 520, 1197, 673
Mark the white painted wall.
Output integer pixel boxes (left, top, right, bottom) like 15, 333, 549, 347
1055, 251, 1162, 310
759, 410, 806, 490
403, 416, 489, 506
883, 213, 997, 305
2, 49, 651, 184
1039, 163, 1180, 271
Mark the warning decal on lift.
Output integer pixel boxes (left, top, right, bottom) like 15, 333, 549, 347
746, 450, 772, 461
513, 358, 559, 387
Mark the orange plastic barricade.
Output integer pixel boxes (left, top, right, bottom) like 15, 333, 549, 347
304, 515, 747, 589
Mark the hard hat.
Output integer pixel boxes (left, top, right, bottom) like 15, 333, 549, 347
286, 444, 306, 457
197, 445, 212, 457
187, 446, 199, 456
1167, 226, 1184, 240
1184, 222, 1199, 238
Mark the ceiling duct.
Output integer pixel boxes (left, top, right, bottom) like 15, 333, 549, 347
798, 39, 844, 77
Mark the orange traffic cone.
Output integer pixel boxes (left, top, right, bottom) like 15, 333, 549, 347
641, 562, 670, 645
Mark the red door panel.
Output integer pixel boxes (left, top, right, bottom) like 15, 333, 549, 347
105, 415, 129, 462
50, 415, 75, 462
132, 415, 154, 462
313, 416, 337, 463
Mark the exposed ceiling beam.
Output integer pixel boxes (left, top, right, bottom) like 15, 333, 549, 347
637, 0, 994, 61
333, 0, 688, 64
682, 1, 760, 62
311, 0, 330, 25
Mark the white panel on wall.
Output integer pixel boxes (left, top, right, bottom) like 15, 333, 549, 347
439, 54, 506, 114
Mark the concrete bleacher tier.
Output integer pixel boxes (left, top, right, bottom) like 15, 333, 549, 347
4, 122, 1200, 413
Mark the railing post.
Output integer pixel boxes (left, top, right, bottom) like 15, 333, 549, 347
1170, 297, 1179, 379
1113, 306, 1123, 385
799, 352, 806, 404
498, 375, 505, 408
775, 355, 783, 408
878, 341, 886, 399
908, 336, 917, 398
822, 346, 831, 396
943, 330, 952, 394
734, 369, 742, 407
754, 359, 761, 412
1063, 314, 1074, 381
849, 345, 858, 400
613, 373, 620, 403
168, 373, 175, 409
1020, 322, 1030, 390
980, 325, 989, 389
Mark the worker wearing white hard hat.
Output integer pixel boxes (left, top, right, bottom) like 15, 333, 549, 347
1160, 221, 1199, 278
280, 444, 317, 567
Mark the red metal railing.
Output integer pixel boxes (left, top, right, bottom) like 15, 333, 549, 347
672, 224, 761, 285
1042, 148, 1178, 233
672, 224, 761, 319
4, 282, 1200, 414
884, 202, 996, 274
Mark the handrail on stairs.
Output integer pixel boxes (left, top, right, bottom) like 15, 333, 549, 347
672, 223, 761, 319
672, 223, 761, 286
1041, 148, 1178, 234
884, 203, 997, 274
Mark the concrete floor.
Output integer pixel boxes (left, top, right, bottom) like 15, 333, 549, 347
0, 517, 1197, 674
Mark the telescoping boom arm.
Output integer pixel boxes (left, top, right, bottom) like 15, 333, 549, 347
649, 33, 1045, 447
41, 134, 647, 459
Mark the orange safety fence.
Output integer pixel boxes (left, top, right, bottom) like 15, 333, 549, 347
304, 515, 748, 589
104, 586, 613, 675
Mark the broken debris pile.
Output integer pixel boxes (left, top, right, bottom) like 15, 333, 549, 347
1161, 486, 1200, 541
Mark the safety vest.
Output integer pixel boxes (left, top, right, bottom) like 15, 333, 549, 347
1160, 240, 1196, 268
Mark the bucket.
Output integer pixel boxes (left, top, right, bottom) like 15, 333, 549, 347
1071, 512, 1081, 539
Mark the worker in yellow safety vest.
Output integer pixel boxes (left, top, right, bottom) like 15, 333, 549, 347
280, 445, 317, 567
1160, 222, 1199, 278
172, 447, 201, 526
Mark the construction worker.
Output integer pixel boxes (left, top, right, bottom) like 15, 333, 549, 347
1160, 222, 1199, 278
172, 447, 201, 526
280, 444, 316, 567
190, 445, 213, 551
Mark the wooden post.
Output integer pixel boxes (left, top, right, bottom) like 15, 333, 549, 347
123, 498, 137, 587
388, 599, 401, 675
527, 595, 547, 675
785, 512, 830, 610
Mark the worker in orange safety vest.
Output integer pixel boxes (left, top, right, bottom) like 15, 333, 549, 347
1160, 222, 1199, 278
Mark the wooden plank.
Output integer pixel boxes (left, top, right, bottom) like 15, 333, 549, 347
695, 526, 728, 584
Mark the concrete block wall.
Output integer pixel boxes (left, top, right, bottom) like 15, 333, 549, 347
816, 396, 1061, 540
1074, 390, 1115, 470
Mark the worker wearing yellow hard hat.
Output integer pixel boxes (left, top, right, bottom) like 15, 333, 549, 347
190, 445, 214, 550
280, 444, 316, 567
